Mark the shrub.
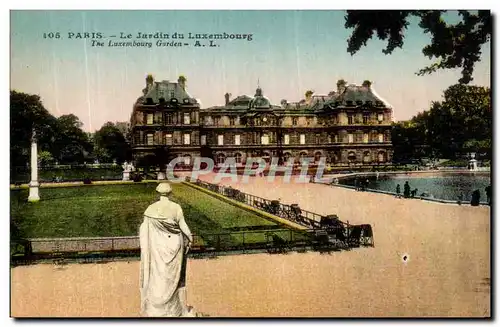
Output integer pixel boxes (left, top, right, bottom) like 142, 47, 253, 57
133, 174, 143, 183
83, 177, 92, 185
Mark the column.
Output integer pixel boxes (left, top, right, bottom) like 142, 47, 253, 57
28, 129, 40, 202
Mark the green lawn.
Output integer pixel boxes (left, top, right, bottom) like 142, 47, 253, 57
10, 183, 280, 247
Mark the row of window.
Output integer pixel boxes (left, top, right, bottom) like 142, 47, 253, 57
349, 113, 385, 125
145, 112, 193, 125
141, 132, 387, 146
174, 151, 388, 166
141, 113, 387, 126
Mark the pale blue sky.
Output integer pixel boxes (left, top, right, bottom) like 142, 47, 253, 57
10, 10, 491, 132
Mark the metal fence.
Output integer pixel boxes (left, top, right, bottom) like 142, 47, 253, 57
186, 177, 327, 229
11, 225, 373, 264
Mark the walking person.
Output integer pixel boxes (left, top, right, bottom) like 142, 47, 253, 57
485, 185, 491, 206
471, 189, 481, 207
403, 181, 411, 198
396, 184, 401, 198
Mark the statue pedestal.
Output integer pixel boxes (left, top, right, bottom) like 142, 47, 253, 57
123, 171, 131, 181
157, 172, 166, 180
28, 181, 40, 202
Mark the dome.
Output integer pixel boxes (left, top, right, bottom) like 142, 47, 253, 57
249, 87, 271, 109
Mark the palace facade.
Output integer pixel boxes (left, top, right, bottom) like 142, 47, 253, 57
130, 75, 394, 168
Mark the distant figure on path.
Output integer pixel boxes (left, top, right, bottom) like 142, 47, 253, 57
403, 181, 411, 198
396, 184, 401, 198
470, 189, 481, 207
354, 177, 359, 191
485, 185, 491, 205
410, 188, 418, 198
140, 183, 195, 317
458, 192, 464, 205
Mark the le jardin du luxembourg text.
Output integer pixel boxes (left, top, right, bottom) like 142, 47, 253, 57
42, 31, 254, 48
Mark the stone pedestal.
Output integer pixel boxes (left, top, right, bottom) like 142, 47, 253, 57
28, 133, 40, 202
28, 181, 40, 202
123, 171, 130, 181
157, 172, 166, 180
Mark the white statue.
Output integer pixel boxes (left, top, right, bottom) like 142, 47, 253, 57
140, 183, 196, 317
122, 161, 135, 180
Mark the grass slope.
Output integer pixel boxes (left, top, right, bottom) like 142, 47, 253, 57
10, 183, 278, 244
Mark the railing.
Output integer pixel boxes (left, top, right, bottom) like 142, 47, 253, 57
11, 224, 374, 265
186, 177, 337, 229
10, 167, 123, 184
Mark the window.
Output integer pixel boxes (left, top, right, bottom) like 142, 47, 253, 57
165, 114, 173, 124
363, 115, 369, 124
363, 152, 371, 163
300, 134, 306, 145
218, 134, 224, 145
315, 134, 321, 144
284, 134, 290, 145
235, 153, 242, 164
378, 133, 384, 143
292, 117, 298, 126
261, 134, 270, 145
165, 134, 173, 145
155, 112, 162, 124
214, 117, 220, 126
234, 134, 241, 145
201, 135, 206, 145
183, 133, 191, 145
348, 115, 353, 125
217, 153, 226, 165
147, 113, 154, 125
184, 113, 190, 125
348, 151, 356, 162
170, 91, 175, 98
378, 113, 384, 123
146, 133, 154, 145
334, 134, 338, 143
363, 133, 369, 143
348, 134, 354, 143
378, 152, 386, 162
230, 117, 235, 126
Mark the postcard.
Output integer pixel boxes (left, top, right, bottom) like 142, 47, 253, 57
9, 9, 491, 318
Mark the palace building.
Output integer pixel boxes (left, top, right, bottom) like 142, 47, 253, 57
130, 75, 394, 168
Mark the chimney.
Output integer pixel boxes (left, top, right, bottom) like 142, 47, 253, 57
305, 90, 313, 104
337, 79, 347, 94
224, 93, 231, 105
362, 80, 372, 88
177, 75, 186, 90
146, 74, 154, 88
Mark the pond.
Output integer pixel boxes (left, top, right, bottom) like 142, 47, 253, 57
340, 172, 491, 202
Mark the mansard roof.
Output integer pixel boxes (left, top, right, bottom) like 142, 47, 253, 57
323, 84, 392, 109
204, 87, 281, 112
136, 79, 198, 105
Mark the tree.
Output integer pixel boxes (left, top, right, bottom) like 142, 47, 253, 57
344, 10, 491, 84
38, 150, 55, 167
93, 122, 131, 163
52, 114, 93, 164
391, 84, 491, 161
10, 90, 58, 167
